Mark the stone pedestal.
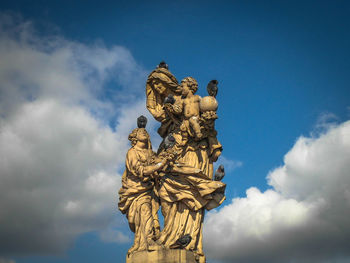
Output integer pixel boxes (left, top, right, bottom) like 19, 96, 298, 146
126, 249, 198, 263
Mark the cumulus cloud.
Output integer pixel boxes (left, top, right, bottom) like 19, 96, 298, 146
0, 14, 151, 256
204, 120, 350, 263
0, 14, 147, 119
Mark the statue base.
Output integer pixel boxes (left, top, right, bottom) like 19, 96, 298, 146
126, 249, 200, 263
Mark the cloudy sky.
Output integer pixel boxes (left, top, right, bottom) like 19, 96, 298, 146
0, 1, 349, 263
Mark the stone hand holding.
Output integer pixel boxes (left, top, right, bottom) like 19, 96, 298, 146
164, 103, 175, 114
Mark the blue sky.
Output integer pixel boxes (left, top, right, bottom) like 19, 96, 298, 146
0, 1, 349, 263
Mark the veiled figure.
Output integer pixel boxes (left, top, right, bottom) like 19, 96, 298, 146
146, 66, 226, 263
118, 127, 166, 255
156, 131, 226, 263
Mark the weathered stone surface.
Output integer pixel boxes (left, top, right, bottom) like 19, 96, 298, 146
118, 63, 225, 263
126, 249, 197, 263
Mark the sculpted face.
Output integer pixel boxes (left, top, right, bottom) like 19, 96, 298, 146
153, 80, 166, 94
181, 81, 190, 96
136, 128, 149, 142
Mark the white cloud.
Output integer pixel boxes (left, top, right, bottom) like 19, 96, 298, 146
312, 112, 340, 136
204, 120, 350, 263
0, 13, 147, 120
0, 14, 150, 256
99, 227, 130, 244
215, 155, 242, 173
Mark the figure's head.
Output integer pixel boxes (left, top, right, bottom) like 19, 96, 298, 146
128, 116, 152, 149
128, 128, 151, 148
136, 128, 149, 142
152, 79, 167, 94
147, 67, 181, 95
181, 77, 198, 95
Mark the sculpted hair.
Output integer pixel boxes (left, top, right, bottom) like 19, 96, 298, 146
182, 77, 198, 93
128, 128, 152, 149
128, 128, 139, 146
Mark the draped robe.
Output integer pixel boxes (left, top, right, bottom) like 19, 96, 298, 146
157, 133, 226, 261
118, 147, 160, 254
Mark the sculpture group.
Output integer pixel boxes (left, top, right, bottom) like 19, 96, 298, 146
118, 62, 227, 263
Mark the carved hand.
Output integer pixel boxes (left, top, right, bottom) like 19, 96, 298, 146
164, 103, 174, 113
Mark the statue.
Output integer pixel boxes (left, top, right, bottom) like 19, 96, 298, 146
118, 116, 165, 254
118, 62, 227, 263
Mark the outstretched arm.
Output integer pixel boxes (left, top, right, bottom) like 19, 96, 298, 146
143, 159, 167, 175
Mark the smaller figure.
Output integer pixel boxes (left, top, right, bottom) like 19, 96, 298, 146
178, 77, 202, 139
118, 116, 167, 255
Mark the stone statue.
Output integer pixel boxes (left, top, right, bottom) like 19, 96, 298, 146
118, 117, 165, 254
118, 62, 227, 263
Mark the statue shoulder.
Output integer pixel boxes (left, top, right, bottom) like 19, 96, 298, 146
126, 147, 138, 159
